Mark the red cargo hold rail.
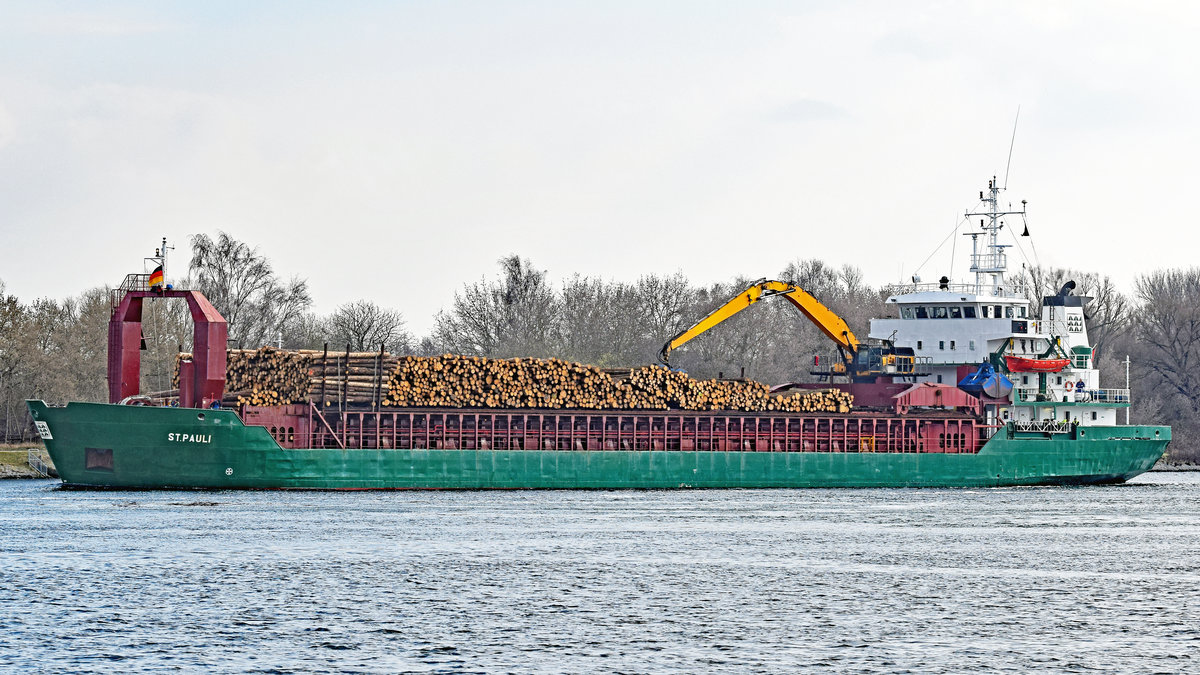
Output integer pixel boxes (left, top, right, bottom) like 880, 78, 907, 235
242, 407, 991, 455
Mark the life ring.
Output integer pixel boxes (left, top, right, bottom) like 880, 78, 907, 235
1064, 381, 1074, 391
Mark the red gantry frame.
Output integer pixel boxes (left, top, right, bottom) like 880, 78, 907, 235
108, 289, 227, 407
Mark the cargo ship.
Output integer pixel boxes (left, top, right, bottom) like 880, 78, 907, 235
27, 180, 1169, 489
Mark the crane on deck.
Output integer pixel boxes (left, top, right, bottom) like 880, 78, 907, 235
658, 279, 924, 383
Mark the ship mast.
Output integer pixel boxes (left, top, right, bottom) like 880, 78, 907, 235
965, 177, 1025, 296
144, 237, 174, 286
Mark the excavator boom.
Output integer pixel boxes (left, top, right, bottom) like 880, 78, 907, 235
659, 279, 859, 365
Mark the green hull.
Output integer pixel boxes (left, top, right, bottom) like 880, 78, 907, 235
27, 401, 1170, 489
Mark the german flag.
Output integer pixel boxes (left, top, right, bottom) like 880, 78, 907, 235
148, 265, 164, 291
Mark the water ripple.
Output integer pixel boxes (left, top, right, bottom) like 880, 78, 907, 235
1, 473, 1197, 673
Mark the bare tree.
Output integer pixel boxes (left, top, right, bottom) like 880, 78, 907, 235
1017, 266, 1130, 356
1081, 273, 1130, 359
1134, 269, 1200, 411
634, 272, 695, 350
0, 286, 110, 440
779, 259, 843, 304
189, 232, 312, 348
556, 275, 644, 366
326, 301, 412, 353
434, 255, 557, 357
280, 312, 331, 351
0, 280, 25, 440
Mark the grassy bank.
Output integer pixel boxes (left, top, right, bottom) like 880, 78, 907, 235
0, 445, 56, 478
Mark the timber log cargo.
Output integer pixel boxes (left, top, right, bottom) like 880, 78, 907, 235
175, 348, 852, 413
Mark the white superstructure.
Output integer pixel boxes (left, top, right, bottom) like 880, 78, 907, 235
867, 178, 1127, 427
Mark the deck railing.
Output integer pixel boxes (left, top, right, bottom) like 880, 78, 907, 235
109, 273, 152, 311
1075, 388, 1130, 404
1014, 386, 1040, 403
1013, 420, 1072, 434
1013, 387, 1130, 404
882, 281, 1030, 299
970, 251, 1007, 272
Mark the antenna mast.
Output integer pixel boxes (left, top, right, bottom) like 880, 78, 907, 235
144, 237, 175, 288
1004, 106, 1020, 189
965, 177, 1025, 296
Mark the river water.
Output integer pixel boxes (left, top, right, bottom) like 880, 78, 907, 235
2, 474, 1198, 674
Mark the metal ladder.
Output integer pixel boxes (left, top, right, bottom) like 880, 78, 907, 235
26, 448, 52, 478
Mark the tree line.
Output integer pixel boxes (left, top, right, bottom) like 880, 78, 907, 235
2, 232, 1197, 463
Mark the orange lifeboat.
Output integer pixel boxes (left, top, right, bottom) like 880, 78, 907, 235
1005, 355, 1071, 373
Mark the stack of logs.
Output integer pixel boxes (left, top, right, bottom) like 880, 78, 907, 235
306, 350, 398, 407
385, 356, 631, 410
383, 354, 851, 413
176, 349, 853, 412
176, 347, 314, 407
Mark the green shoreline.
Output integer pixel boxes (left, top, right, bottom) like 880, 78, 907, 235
0, 448, 56, 479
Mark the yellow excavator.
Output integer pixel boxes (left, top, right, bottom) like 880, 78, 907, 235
658, 279, 923, 383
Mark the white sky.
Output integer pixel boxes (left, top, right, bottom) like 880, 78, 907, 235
1, 1, 1197, 335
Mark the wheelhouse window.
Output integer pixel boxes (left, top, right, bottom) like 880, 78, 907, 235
901, 307, 915, 319
915, 306, 929, 319
964, 306, 978, 318
933, 306, 948, 319
1019, 306, 1027, 318
949, 307, 963, 319
1005, 306, 1014, 318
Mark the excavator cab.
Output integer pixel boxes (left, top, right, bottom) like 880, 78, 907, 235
810, 344, 920, 382
855, 345, 919, 379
